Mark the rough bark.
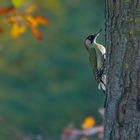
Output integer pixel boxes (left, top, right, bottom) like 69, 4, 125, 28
104, 0, 140, 140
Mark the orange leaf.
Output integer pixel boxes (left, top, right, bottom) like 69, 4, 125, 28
25, 15, 49, 27
25, 15, 43, 40
82, 116, 96, 129
34, 16, 49, 25
0, 26, 4, 32
5, 16, 17, 24
25, 15, 38, 27
5, 16, 22, 25
10, 23, 26, 38
0, 7, 15, 15
25, 4, 37, 14
30, 25, 43, 40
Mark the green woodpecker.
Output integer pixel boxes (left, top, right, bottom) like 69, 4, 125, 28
84, 29, 106, 92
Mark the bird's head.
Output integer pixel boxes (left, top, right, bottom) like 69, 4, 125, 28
84, 34, 96, 50
84, 29, 102, 50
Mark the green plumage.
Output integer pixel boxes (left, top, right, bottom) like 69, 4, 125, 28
89, 48, 97, 76
88, 46, 104, 77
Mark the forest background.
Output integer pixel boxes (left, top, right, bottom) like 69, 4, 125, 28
0, 0, 104, 139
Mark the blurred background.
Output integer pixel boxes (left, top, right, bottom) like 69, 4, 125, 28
0, 0, 105, 139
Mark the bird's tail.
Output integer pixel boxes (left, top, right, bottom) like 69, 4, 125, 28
98, 74, 107, 108
98, 74, 106, 92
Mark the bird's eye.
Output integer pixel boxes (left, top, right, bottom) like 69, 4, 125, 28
88, 37, 92, 40
87, 35, 95, 43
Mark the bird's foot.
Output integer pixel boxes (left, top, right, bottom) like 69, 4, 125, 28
95, 69, 104, 80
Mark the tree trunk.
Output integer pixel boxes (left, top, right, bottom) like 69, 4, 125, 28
104, 0, 140, 140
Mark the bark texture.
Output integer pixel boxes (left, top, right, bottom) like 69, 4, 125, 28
105, 0, 140, 140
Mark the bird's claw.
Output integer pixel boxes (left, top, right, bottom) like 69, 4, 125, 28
95, 69, 104, 80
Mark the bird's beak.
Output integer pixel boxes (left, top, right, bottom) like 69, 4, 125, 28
95, 28, 103, 36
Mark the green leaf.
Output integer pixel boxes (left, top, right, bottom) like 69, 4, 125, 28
12, 0, 23, 8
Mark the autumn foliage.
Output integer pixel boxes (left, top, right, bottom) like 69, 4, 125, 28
0, 0, 49, 40
82, 116, 96, 129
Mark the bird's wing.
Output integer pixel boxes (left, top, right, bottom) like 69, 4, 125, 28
95, 48, 104, 70
89, 48, 97, 76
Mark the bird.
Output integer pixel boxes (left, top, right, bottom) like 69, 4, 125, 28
84, 29, 106, 93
